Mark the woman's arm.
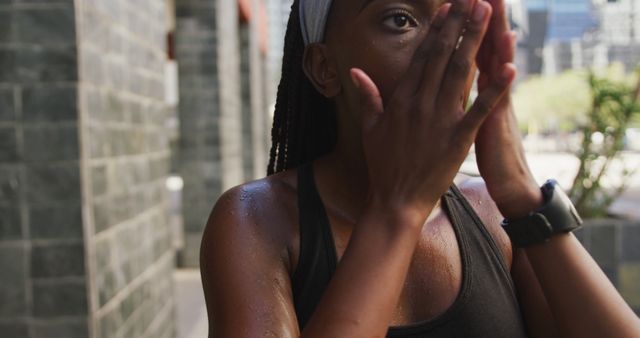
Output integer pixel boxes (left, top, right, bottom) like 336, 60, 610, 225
508, 186, 640, 337
511, 247, 560, 338
474, 0, 640, 335
200, 185, 300, 338
473, 103, 640, 337
524, 229, 640, 337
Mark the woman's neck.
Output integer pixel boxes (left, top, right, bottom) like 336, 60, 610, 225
315, 134, 371, 223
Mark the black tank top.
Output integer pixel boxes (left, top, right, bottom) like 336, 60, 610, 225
292, 163, 529, 337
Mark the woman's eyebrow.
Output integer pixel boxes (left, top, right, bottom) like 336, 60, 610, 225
359, 0, 382, 12
359, 0, 436, 13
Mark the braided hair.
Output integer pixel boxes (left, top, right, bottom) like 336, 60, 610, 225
267, 0, 337, 175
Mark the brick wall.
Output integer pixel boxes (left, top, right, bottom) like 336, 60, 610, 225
0, 0, 177, 337
75, 0, 176, 337
175, 0, 246, 267
240, 16, 268, 182
0, 0, 89, 336
246, 0, 269, 180
240, 24, 254, 182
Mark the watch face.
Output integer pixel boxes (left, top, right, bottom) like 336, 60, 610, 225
557, 189, 583, 225
542, 179, 559, 202
541, 180, 584, 233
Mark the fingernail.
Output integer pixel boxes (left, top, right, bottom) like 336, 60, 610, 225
437, 3, 451, 19
501, 65, 512, 82
350, 70, 360, 89
432, 3, 451, 27
473, 3, 487, 22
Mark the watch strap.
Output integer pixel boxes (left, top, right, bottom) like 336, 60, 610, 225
502, 180, 583, 247
502, 213, 553, 247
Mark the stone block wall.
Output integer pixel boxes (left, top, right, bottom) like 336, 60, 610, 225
75, 0, 176, 336
240, 15, 268, 182
0, 0, 89, 336
240, 24, 254, 182
175, 0, 246, 267
576, 219, 640, 315
0, 0, 176, 337
245, 0, 269, 180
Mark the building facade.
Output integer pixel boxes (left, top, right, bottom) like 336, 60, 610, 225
518, 0, 640, 75
0, 0, 274, 336
598, 0, 640, 71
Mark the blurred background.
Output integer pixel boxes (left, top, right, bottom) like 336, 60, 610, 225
0, 0, 638, 337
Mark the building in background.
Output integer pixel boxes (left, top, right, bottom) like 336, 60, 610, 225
516, 0, 551, 75
174, 0, 276, 268
0, 0, 277, 336
542, 0, 599, 74
512, 0, 598, 75
513, 0, 640, 75
506, 0, 530, 80
265, 0, 292, 103
0, 0, 177, 336
598, 0, 640, 71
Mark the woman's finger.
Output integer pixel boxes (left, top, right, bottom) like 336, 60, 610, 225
350, 68, 384, 133
394, 3, 450, 97
477, 0, 511, 73
487, 0, 509, 43
500, 31, 516, 64
437, 1, 492, 115
458, 63, 515, 136
418, 0, 477, 107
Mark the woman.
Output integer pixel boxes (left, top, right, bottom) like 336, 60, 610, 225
200, 0, 640, 337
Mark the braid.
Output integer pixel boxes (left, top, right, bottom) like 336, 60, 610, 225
267, 0, 337, 175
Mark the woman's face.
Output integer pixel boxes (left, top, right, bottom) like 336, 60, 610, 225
325, 0, 473, 123
323, 0, 446, 108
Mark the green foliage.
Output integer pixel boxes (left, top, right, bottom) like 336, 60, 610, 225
568, 67, 640, 218
513, 70, 591, 134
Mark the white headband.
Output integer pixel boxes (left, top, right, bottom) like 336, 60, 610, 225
299, 0, 335, 45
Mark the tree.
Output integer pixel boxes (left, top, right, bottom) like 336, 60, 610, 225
568, 67, 640, 218
513, 70, 591, 134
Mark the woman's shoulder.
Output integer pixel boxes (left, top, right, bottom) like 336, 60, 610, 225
454, 173, 502, 224
200, 170, 303, 334
201, 168, 301, 270
213, 169, 299, 220
454, 173, 513, 267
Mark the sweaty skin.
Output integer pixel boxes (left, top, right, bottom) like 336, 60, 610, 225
201, 0, 640, 337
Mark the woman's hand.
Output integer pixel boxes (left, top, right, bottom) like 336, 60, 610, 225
475, 4, 640, 337
350, 0, 516, 224
474, 0, 542, 218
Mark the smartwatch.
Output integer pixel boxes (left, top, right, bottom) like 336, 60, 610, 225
501, 179, 583, 247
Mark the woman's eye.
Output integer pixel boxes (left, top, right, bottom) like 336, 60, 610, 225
383, 12, 418, 31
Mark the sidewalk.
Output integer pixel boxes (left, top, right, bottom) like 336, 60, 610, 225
174, 269, 208, 338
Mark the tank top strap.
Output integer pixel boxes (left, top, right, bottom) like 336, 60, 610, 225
292, 162, 337, 329
445, 184, 515, 295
